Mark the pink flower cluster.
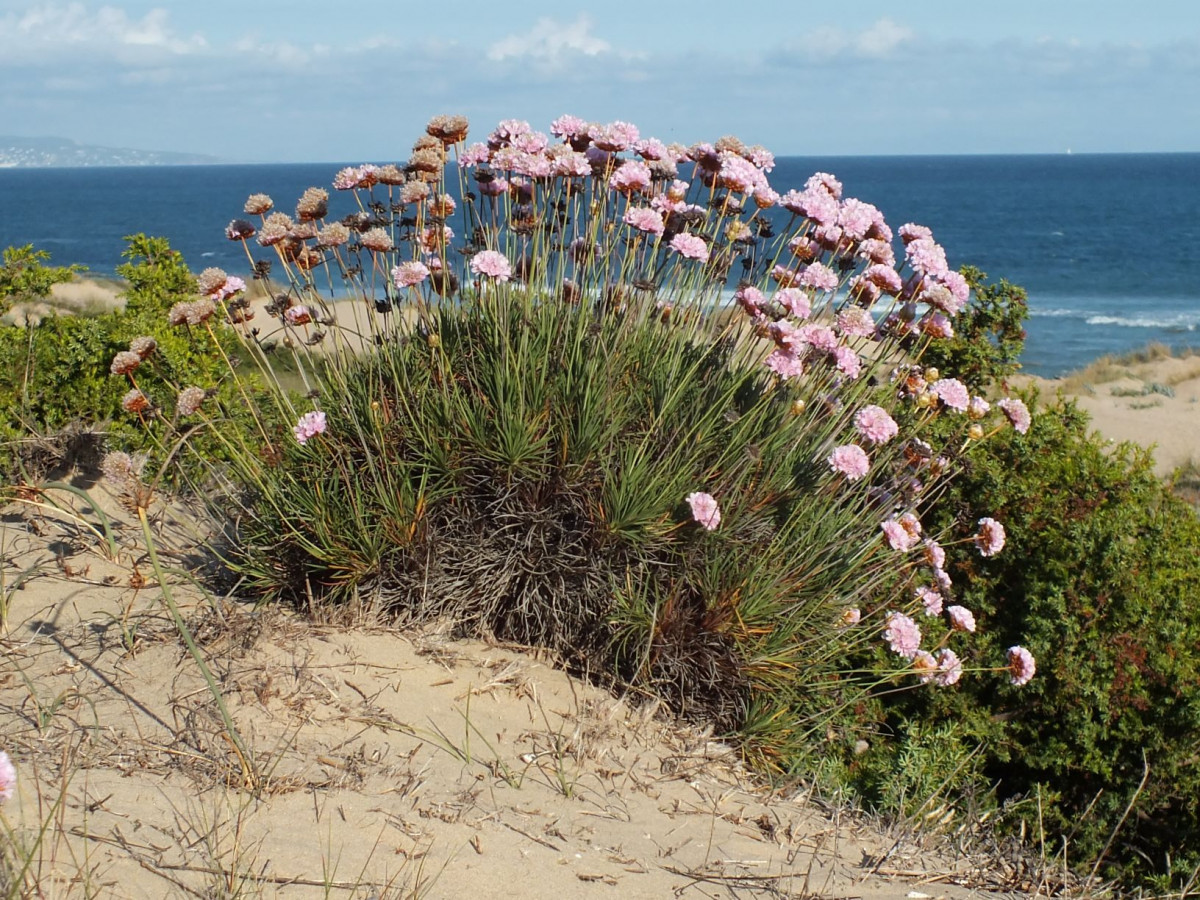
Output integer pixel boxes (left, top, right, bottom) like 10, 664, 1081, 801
0, 750, 14, 804
293, 410, 327, 445
686, 491, 721, 531
470, 250, 513, 282
828, 445, 870, 481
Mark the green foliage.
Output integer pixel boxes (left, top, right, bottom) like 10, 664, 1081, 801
864, 397, 1200, 888
0, 244, 83, 314
919, 266, 1028, 392
0, 237, 260, 478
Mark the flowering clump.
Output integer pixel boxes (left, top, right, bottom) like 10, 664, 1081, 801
470, 250, 512, 282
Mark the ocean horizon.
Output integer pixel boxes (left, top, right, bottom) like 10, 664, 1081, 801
2, 152, 1197, 377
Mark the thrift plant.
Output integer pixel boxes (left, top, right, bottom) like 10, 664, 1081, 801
106, 115, 1034, 769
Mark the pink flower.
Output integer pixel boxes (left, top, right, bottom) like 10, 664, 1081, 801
623, 206, 665, 236
0, 751, 14, 804
882, 517, 919, 552
947, 605, 976, 633
1006, 646, 1037, 686
780, 187, 839, 226
799, 262, 839, 293
610, 160, 653, 193
906, 238, 949, 278
837, 306, 876, 338
934, 648, 963, 686
854, 405, 899, 445
796, 323, 838, 353
470, 250, 512, 282
765, 349, 805, 380
916, 586, 944, 616
392, 261, 431, 289
841, 608, 862, 626
828, 444, 870, 481
838, 198, 883, 241
912, 650, 939, 683
933, 566, 953, 592
686, 491, 721, 531
550, 114, 588, 140
884, 611, 922, 659
998, 397, 1032, 434
669, 233, 709, 262
293, 410, 326, 445
930, 378, 970, 412
776, 288, 810, 319
285, 305, 312, 326
974, 517, 1006, 557
458, 142, 491, 167
923, 539, 946, 570
832, 345, 862, 379
898, 223, 933, 244
922, 314, 954, 339
735, 285, 765, 315
590, 120, 640, 152
806, 171, 843, 199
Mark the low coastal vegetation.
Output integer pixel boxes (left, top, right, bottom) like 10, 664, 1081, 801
2, 114, 1199, 895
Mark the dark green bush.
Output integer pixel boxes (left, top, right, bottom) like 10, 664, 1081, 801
861, 398, 1200, 888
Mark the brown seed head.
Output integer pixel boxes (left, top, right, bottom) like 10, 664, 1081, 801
426, 114, 470, 145
244, 193, 274, 215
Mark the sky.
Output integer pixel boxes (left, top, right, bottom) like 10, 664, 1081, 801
0, 0, 1197, 161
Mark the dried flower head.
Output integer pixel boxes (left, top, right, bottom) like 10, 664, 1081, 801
176, 386, 206, 417
426, 113, 470, 145
296, 186, 330, 221
244, 193, 273, 215
121, 388, 151, 413
407, 148, 444, 178
129, 336, 157, 360
316, 222, 350, 248
257, 212, 294, 246
359, 228, 394, 252
226, 218, 256, 241
110, 350, 142, 376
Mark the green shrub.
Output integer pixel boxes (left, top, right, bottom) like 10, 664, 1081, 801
0, 236, 262, 478
860, 398, 1200, 888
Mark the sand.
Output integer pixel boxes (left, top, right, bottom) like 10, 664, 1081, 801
0, 484, 1046, 898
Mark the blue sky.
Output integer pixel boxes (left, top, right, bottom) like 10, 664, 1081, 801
1, 0, 1197, 161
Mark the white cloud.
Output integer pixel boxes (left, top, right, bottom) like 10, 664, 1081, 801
856, 17, 912, 57
487, 15, 610, 64
0, 2, 206, 59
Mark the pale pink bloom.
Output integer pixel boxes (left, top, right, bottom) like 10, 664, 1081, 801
360, 227, 394, 252
947, 605, 976, 633
765, 349, 805, 379
669, 233, 709, 262
458, 142, 491, 167
633, 136, 669, 160
854, 405, 899, 445
779, 187, 839, 225
734, 285, 765, 315
906, 238, 949, 278
797, 323, 838, 353
813, 223, 845, 252
717, 152, 769, 195
685, 491, 721, 530
744, 145, 775, 171
923, 539, 946, 570
590, 120, 640, 152
931, 378, 970, 412
771, 265, 800, 287
884, 611, 922, 659
285, 305, 312, 326
912, 650, 939, 683
623, 206, 665, 236
974, 517, 1006, 557
511, 131, 549, 154
293, 410, 327, 444
0, 751, 15, 804
864, 264, 903, 295
838, 198, 882, 241
489, 118, 531, 146
550, 114, 588, 140
841, 607, 861, 626
609, 160, 652, 193
934, 648, 963, 686
998, 397, 1032, 434
805, 171, 843, 199
857, 238, 895, 266
392, 261, 431, 289
833, 345, 861, 379
898, 223, 933, 244
478, 177, 510, 197
788, 235, 819, 261
881, 518, 919, 552
828, 444, 870, 481
666, 179, 689, 201
837, 306, 876, 338
922, 313, 954, 339
939, 270, 970, 308
470, 250, 512, 282
968, 396, 991, 420
552, 150, 592, 177
800, 262, 839, 293
922, 282, 965, 316
916, 585, 944, 616
776, 288, 810, 319
1006, 646, 1037, 686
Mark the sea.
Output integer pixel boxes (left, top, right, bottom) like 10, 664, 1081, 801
1, 153, 1197, 377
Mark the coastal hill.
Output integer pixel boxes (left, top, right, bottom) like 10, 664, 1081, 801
0, 135, 219, 168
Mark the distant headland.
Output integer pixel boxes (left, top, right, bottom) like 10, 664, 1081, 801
0, 136, 220, 168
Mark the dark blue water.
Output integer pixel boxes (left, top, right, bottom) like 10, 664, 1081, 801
2, 154, 1197, 376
